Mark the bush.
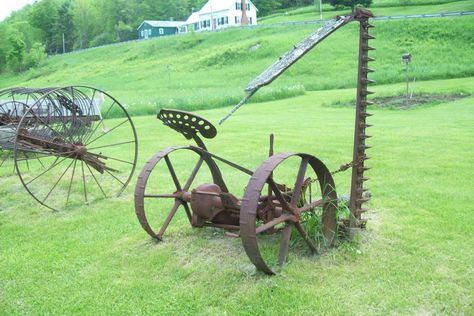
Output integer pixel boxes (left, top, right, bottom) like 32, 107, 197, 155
25, 42, 47, 69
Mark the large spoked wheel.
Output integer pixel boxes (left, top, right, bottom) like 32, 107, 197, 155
135, 146, 224, 240
240, 152, 338, 275
13, 86, 138, 211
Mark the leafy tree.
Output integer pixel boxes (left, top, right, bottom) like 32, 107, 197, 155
72, 0, 99, 49
28, 0, 60, 53
54, 0, 75, 53
6, 32, 26, 72
328, 0, 372, 11
252, 0, 283, 16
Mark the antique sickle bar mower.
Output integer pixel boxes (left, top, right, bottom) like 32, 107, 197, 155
0, 86, 138, 211
135, 8, 375, 274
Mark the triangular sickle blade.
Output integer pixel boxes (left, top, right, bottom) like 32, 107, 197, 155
245, 15, 353, 93
219, 15, 354, 124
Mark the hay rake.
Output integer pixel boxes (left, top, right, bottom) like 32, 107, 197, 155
0, 86, 138, 211
135, 8, 375, 274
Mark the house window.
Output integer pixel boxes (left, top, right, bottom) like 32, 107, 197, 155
159, 28, 164, 35
148, 29, 152, 35
250, 17, 253, 25
236, 2, 241, 10
247, 3, 250, 10
225, 16, 229, 24
235, 16, 241, 24
141, 30, 144, 37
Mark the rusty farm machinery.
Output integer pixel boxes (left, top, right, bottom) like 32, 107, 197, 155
0, 86, 138, 211
135, 8, 375, 274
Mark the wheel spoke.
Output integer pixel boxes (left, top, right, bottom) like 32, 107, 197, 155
103, 168, 126, 186
278, 223, 293, 266
256, 214, 297, 235
85, 162, 107, 198
86, 140, 136, 152
0, 153, 10, 168
267, 177, 293, 213
82, 100, 116, 145
290, 158, 308, 206
42, 158, 75, 204
85, 119, 129, 146
297, 223, 319, 254
86, 152, 135, 165
183, 157, 204, 191
66, 160, 78, 206
164, 155, 182, 191
81, 161, 88, 202
25, 156, 67, 186
144, 194, 178, 198
181, 202, 193, 223
157, 200, 182, 240
297, 198, 323, 213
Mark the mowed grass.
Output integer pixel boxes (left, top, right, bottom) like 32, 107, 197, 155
0, 16, 473, 114
0, 77, 473, 314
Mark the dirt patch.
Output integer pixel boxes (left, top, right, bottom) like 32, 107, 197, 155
328, 93, 471, 109
373, 93, 470, 109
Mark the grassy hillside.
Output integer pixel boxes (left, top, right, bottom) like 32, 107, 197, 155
0, 15, 473, 114
260, 0, 474, 24
1, 78, 473, 314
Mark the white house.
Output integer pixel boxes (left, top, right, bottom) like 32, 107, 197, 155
188, 0, 258, 32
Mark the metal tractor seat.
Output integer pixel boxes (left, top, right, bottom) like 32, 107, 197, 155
158, 109, 217, 142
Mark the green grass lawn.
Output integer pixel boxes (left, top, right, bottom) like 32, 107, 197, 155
1, 77, 473, 314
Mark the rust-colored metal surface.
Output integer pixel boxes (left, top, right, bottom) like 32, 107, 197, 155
0, 86, 138, 211
349, 9, 375, 232
135, 8, 375, 274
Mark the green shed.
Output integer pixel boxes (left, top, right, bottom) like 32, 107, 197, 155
137, 20, 187, 39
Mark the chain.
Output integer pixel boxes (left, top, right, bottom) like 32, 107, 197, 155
331, 155, 366, 176
309, 156, 366, 184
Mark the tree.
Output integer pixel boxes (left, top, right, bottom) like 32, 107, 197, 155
54, 0, 74, 53
6, 32, 26, 72
252, 0, 283, 16
72, 0, 99, 49
328, 0, 372, 11
28, 0, 60, 53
